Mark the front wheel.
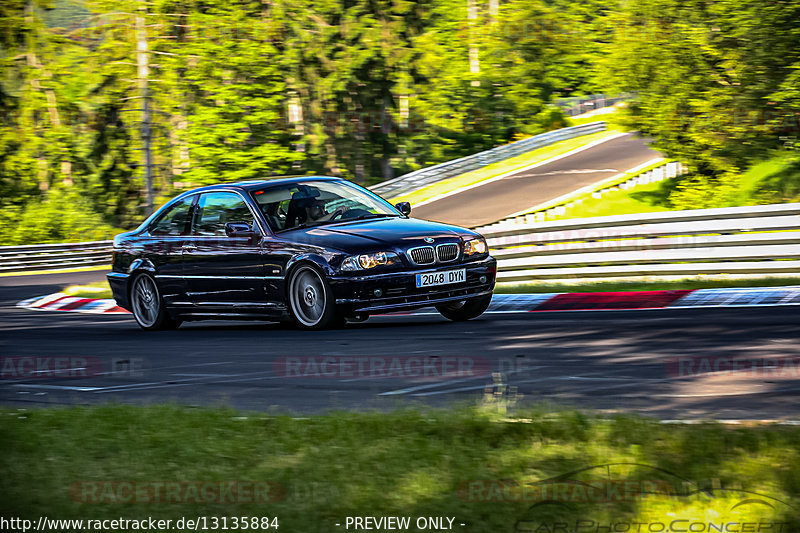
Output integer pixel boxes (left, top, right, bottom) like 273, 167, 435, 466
130, 273, 180, 330
287, 265, 342, 330
436, 294, 492, 322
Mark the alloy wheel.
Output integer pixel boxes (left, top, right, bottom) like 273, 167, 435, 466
289, 266, 328, 327
131, 274, 160, 328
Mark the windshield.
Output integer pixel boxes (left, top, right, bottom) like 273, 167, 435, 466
251, 180, 401, 233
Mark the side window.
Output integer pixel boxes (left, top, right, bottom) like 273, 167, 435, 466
149, 196, 195, 236
193, 192, 255, 236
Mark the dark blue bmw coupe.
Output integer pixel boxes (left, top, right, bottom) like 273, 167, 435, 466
107, 176, 496, 330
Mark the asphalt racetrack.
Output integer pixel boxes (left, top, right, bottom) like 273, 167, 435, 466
2, 271, 799, 420
413, 132, 661, 227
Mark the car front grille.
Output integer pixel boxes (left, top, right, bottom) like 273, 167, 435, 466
408, 246, 435, 265
436, 243, 459, 262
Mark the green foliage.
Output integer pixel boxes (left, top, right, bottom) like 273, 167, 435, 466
534, 106, 569, 132
3, 0, 799, 243
748, 152, 800, 205
0, 0, 609, 244
668, 171, 743, 210
601, 0, 800, 196
0, 187, 118, 244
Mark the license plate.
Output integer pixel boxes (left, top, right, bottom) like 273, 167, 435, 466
415, 269, 466, 288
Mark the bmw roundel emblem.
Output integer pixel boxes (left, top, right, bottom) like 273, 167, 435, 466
423, 237, 435, 243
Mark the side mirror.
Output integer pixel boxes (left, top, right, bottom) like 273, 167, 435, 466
395, 202, 411, 216
225, 221, 256, 238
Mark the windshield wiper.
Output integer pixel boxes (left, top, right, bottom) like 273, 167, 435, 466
278, 213, 400, 232
351, 213, 402, 221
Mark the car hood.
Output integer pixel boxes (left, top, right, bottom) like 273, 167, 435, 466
280, 217, 480, 253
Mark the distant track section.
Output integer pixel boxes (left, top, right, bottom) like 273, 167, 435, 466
369, 122, 608, 200
413, 133, 660, 227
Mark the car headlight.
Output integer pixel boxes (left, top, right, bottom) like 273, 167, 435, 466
463, 237, 488, 256
340, 251, 401, 271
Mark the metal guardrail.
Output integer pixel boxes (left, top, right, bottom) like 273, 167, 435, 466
479, 203, 800, 283
2, 204, 798, 282
369, 121, 607, 199
0, 241, 113, 273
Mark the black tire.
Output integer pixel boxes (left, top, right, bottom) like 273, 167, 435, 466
346, 313, 369, 323
278, 317, 296, 329
436, 294, 493, 321
130, 273, 180, 331
287, 264, 342, 330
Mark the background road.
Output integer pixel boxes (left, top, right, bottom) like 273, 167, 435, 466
2, 272, 799, 420
413, 133, 661, 227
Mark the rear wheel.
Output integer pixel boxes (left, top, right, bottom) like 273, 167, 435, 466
130, 273, 180, 330
436, 294, 492, 321
288, 265, 342, 330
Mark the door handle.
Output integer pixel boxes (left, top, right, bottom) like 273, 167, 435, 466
182, 244, 196, 252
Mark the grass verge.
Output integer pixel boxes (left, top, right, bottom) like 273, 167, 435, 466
0, 265, 110, 278
504, 157, 666, 222
548, 150, 800, 221
495, 276, 800, 294
538, 163, 676, 221
62, 280, 112, 299
1, 405, 798, 528
389, 129, 624, 206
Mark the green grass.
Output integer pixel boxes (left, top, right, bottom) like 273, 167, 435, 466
546, 151, 800, 222
390, 129, 624, 205
0, 265, 110, 278
1, 405, 798, 528
62, 280, 113, 299
545, 178, 676, 220
740, 151, 800, 204
495, 276, 800, 294
511, 158, 667, 220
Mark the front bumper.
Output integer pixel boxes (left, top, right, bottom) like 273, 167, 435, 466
329, 255, 496, 314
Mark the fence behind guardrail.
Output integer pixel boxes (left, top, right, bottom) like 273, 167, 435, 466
0, 241, 113, 273
479, 203, 800, 283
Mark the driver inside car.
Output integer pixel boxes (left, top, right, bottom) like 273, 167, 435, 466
305, 198, 327, 221
284, 185, 374, 230
286, 189, 331, 229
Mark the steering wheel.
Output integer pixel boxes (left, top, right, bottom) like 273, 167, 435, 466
323, 207, 371, 221
326, 208, 346, 221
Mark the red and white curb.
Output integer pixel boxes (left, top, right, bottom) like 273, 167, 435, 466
16, 286, 800, 316
17, 293, 129, 314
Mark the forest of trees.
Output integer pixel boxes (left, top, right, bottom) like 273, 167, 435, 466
1, 0, 799, 243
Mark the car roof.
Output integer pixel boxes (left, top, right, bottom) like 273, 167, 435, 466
185, 176, 343, 194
